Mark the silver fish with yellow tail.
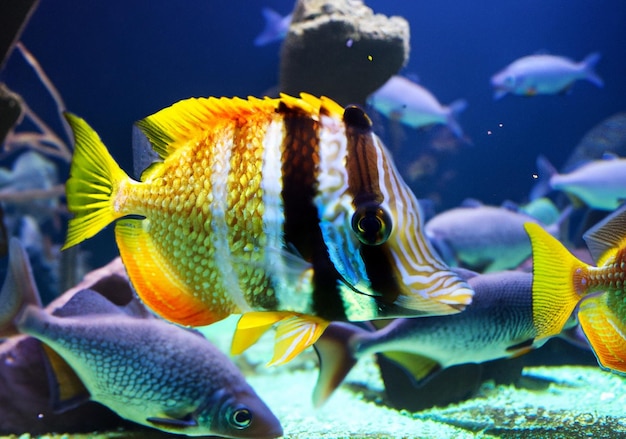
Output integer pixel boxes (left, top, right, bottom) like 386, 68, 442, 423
62, 93, 473, 365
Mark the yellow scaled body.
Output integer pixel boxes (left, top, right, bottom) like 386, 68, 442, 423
63, 94, 473, 364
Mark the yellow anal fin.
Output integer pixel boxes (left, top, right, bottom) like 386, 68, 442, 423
524, 222, 588, 339
231, 312, 329, 366
579, 295, 626, 374
115, 219, 222, 327
382, 351, 441, 384
231, 311, 292, 356
63, 113, 131, 250
271, 314, 329, 366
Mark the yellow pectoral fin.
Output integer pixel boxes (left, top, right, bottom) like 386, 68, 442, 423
231, 312, 292, 356
269, 314, 330, 366
579, 295, 626, 374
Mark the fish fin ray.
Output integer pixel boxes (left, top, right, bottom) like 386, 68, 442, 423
115, 219, 222, 326
524, 222, 587, 338
269, 314, 329, 366
579, 295, 626, 374
583, 205, 626, 265
231, 311, 290, 356
63, 113, 131, 250
136, 96, 279, 160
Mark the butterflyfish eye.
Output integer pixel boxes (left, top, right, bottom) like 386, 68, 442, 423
229, 408, 252, 429
351, 204, 392, 246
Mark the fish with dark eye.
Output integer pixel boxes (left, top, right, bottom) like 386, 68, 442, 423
490, 52, 603, 99
0, 238, 283, 438
524, 204, 626, 375
61, 93, 473, 365
311, 269, 580, 407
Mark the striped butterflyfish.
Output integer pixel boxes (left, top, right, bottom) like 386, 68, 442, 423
62, 93, 473, 365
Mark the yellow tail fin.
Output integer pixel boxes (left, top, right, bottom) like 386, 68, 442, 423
524, 222, 589, 338
62, 113, 131, 250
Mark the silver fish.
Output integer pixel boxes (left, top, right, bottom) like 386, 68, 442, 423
368, 75, 467, 138
312, 270, 580, 407
490, 52, 603, 99
424, 199, 559, 272
536, 154, 626, 211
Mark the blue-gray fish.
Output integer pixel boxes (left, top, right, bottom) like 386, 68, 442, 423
0, 238, 283, 438
424, 199, 560, 273
536, 154, 626, 211
490, 52, 603, 99
312, 270, 579, 407
368, 75, 467, 138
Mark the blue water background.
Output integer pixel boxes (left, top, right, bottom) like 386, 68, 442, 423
2, 0, 625, 268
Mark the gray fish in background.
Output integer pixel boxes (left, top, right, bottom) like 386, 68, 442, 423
424, 199, 562, 272
254, 7, 293, 46
535, 154, 626, 211
368, 75, 467, 138
0, 238, 283, 438
490, 52, 603, 99
561, 112, 626, 172
312, 270, 582, 407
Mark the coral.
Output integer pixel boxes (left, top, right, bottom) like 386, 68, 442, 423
279, 0, 410, 106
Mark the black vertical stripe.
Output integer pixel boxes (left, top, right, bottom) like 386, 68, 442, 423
343, 105, 400, 305
278, 102, 346, 320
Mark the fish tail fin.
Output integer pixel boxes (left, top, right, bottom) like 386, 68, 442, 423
580, 52, 603, 88
578, 295, 626, 374
529, 155, 557, 201
62, 113, 131, 250
253, 7, 285, 46
524, 222, 590, 339
445, 99, 467, 138
312, 322, 365, 408
0, 238, 42, 336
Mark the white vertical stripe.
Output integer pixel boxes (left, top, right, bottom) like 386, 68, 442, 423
210, 129, 251, 312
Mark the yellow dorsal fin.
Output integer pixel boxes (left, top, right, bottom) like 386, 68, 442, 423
578, 295, 626, 374
135, 96, 281, 160
524, 222, 589, 338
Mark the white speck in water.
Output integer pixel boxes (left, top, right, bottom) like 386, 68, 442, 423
37, 413, 44, 419
346, 39, 353, 47
487, 130, 492, 135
